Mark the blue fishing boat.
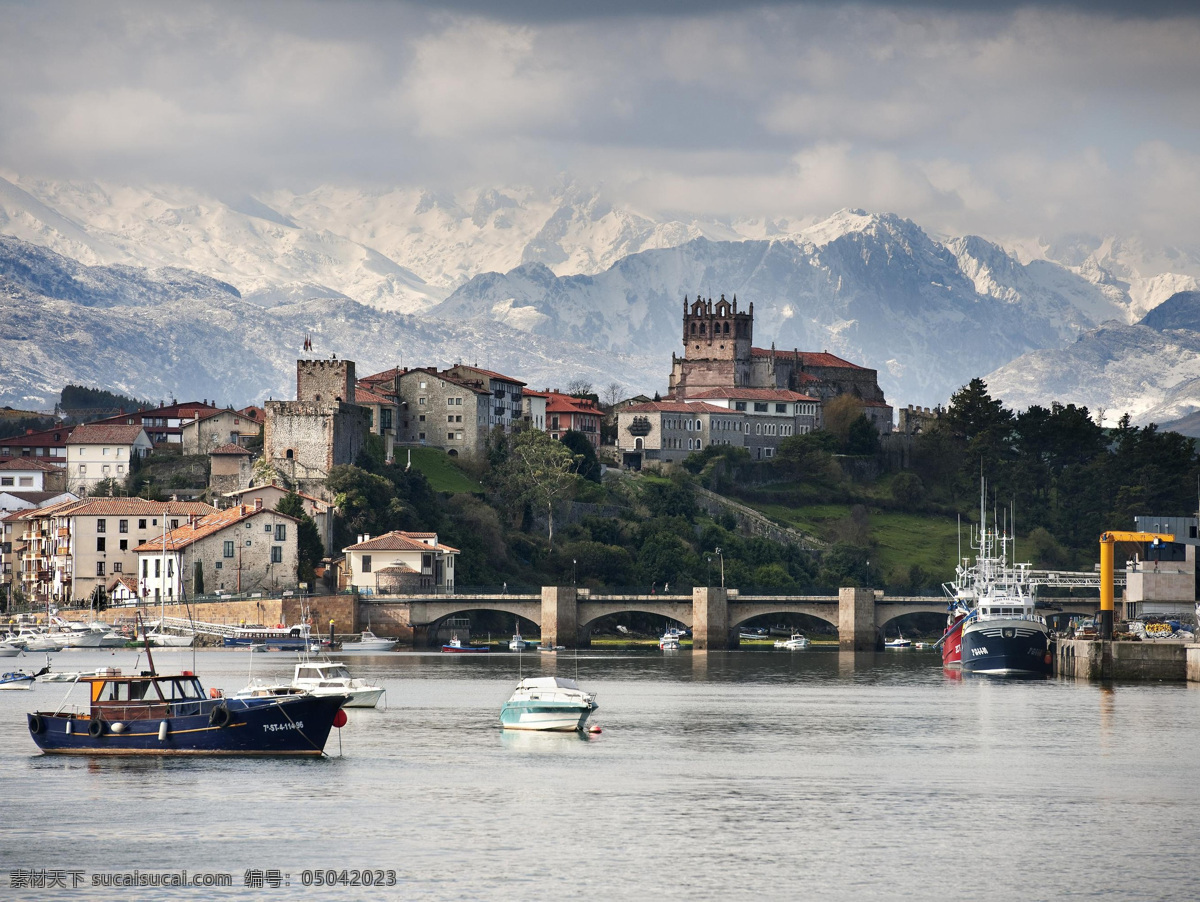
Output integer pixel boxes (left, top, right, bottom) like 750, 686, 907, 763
442, 635, 489, 653
27, 667, 348, 756
499, 677, 598, 732
27, 621, 348, 756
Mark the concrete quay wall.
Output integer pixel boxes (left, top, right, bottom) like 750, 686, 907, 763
1056, 638, 1189, 681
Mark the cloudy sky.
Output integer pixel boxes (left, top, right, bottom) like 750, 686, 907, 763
2, 0, 1198, 246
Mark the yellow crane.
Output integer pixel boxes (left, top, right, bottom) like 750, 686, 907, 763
1098, 530, 1174, 639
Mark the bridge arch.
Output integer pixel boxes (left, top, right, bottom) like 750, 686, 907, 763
728, 602, 839, 633
577, 601, 695, 636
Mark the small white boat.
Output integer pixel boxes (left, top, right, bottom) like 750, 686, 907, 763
8, 629, 63, 652
509, 634, 528, 651
340, 630, 397, 652
144, 632, 195, 648
659, 634, 681, 650
0, 641, 22, 658
291, 661, 385, 708
885, 631, 912, 649
774, 633, 811, 650
499, 677, 598, 732
1, 662, 50, 689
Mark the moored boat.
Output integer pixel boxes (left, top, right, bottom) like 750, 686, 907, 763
290, 661, 385, 708
340, 630, 396, 652
509, 633, 529, 651
499, 677, 598, 732
774, 632, 810, 650
442, 635, 489, 653
884, 631, 912, 649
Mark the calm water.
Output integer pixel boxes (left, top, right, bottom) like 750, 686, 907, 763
1, 645, 1198, 901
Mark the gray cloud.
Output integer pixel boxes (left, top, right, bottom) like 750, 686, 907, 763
1, 0, 1199, 248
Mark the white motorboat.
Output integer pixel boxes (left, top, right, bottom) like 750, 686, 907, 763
340, 630, 397, 652
774, 633, 811, 650
290, 661, 384, 708
0, 639, 23, 657
7, 629, 64, 652
659, 634, 681, 650
884, 632, 912, 649
499, 677, 598, 732
509, 633, 529, 651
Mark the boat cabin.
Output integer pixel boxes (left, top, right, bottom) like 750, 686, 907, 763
85, 670, 208, 720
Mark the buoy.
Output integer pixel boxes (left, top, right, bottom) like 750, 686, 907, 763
588, 724, 602, 734
158, 721, 169, 741
332, 709, 348, 729
110, 722, 126, 734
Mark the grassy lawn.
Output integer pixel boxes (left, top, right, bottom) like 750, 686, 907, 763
405, 447, 482, 494
747, 500, 961, 581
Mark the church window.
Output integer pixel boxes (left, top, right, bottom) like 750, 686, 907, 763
723, 322, 730, 334
699, 323, 706, 335
691, 323, 697, 335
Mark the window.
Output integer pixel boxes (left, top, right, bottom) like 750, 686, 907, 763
215, 561, 222, 569
142, 559, 148, 578
448, 415, 455, 423
119, 540, 127, 551
246, 539, 252, 547
154, 559, 161, 577
271, 546, 282, 563
171, 519, 179, 529
113, 562, 122, 573
734, 401, 747, 411
139, 519, 147, 530
418, 397, 426, 406
418, 415, 425, 422
96, 537, 106, 552
167, 559, 173, 577
776, 403, 787, 413
246, 522, 252, 529
275, 524, 286, 541
361, 555, 372, 573
96, 519, 106, 533
119, 520, 128, 533
96, 562, 105, 576
0, 476, 11, 486
223, 541, 234, 558
264, 523, 273, 533
419, 381, 427, 389
754, 402, 768, 412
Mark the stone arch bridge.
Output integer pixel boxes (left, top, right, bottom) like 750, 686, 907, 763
361, 587, 1101, 649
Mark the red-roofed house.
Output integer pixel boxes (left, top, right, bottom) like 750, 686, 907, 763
396, 365, 524, 458
0, 457, 67, 493
134, 502, 300, 599
89, 401, 224, 446
342, 530, 459, 594
66, 424, 153, 493
543, 391, 602, 448
0, 424, 70, 463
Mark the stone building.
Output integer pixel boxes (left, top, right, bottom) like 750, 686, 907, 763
396, 365, 524, 458
668, 294, 893, 432
135, 501, 301, 600
687, 387, 821, 461
222, 483, 335, 555
342, 531, 459, 595
616, 401, 743, 469
208, 443, 253, 496
264, 358, 371, 495
8, 497, 216, 605
181, 409, 261, 454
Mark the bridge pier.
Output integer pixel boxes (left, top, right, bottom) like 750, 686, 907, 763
541, 586, 578, 648
839, 587, 877, 651
693, 587, 734, 650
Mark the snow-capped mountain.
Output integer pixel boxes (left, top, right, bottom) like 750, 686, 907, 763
4, 170, 1200, 413
985, 291, 1200, 425
432, 211, 1128, 405
0, 238, 659, 409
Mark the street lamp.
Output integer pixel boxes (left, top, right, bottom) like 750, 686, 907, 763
572, 558, 577, 586
713, 547, 725, 589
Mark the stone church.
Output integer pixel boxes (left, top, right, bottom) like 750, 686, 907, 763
667, 294, 893, 432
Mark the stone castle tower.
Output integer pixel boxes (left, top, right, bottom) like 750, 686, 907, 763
668, 294, 754, 398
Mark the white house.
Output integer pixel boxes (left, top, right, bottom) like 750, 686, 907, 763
342, 531, 459, 595
66, 424, 153, 492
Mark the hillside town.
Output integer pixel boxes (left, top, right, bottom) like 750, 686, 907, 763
0, 296, 896, 610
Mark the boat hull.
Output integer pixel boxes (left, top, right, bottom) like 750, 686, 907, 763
499, 701, 594, 732
28, 694, 347, 756
961, 620, 1051, 676
941, 618, 966, 669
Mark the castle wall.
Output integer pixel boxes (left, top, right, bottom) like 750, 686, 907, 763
297, 359, 356, 406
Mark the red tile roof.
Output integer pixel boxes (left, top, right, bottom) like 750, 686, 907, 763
354, 386, 394, 406
688, 388, 819, 403
90, 401, 222, 427
343, 530, 460, 554
134, 504, 297, 552
0, 458, 64, 471
67, 424, 148, 445
210, 443, 252, 456
751, 348, 866, 369
360, 367, 405, 385
544, 392, 600, 415
0, 425, 70, 448
59, 498, 216, 518
621, 401, 735, 415
444, 364, 526, 387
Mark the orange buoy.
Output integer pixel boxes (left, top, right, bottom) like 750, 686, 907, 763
588, 725, 601, 734
333, 709, 348, 729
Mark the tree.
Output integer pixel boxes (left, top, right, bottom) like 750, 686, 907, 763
822, 394, 866, 445
602, 382, 624, 409
276, 491, 326, 583
492, 429, 579, 548
567, 378, 595, 398
560, 430, 601, 482
844, 415, 880, 455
